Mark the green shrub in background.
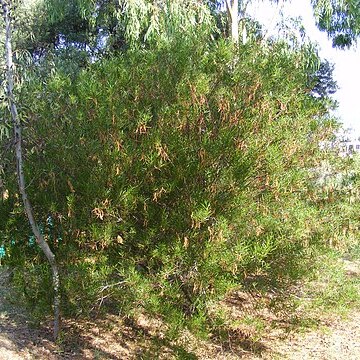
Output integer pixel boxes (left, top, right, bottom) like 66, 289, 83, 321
0, 36, 349, 334
310, 154, 360, 252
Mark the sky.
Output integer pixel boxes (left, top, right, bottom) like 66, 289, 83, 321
247, 0, 360, 133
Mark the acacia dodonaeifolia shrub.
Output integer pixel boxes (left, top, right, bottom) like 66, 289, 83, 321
1, 38, 340, 331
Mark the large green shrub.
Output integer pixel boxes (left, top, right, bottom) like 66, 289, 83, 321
0, 37, 340, 332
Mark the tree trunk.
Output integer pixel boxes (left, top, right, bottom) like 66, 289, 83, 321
1, 0, 60, 340
225, 0, 239, 44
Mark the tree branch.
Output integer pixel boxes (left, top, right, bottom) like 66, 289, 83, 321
0, 0, 61, 341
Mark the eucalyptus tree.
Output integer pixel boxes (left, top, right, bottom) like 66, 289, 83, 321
0, 0, 60, 340
208, 0, 360, 46
312, 0, 360, 47
225, 0, 239, 43
14, 0, 360, 60
16, 0, 214, 67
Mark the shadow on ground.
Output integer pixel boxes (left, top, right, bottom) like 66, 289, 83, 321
1, 267, 305, 359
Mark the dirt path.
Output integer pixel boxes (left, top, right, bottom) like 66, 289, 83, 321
0, 264, 359, 360
258, 312, 360, 360
257, 258, 360, 360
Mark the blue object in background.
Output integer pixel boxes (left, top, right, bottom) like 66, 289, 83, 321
0, 245, 5, 258
28, 235, 36, 247
47, 215, 54, 227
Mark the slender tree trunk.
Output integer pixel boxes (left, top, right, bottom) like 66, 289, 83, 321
225, 0, 239, 44
1, 0, 60, 340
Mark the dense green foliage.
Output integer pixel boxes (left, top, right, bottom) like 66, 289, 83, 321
0, 33, 345, 331
0, 0, 359, 339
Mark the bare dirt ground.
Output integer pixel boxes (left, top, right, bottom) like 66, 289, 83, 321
0, 268, 57, 359
263, 312, 360, 360
0, 261, 359, 360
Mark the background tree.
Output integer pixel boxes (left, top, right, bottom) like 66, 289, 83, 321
14, 0, 213, 70
208, 0, 360, 47
310, 59, 338, 99
312, 0, 360, 47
